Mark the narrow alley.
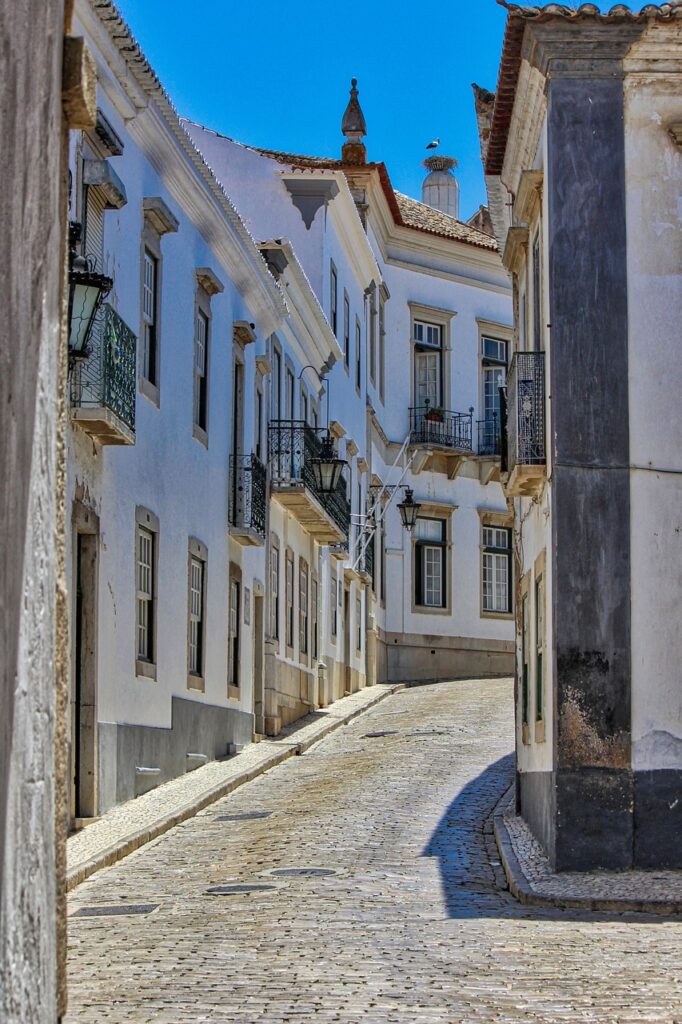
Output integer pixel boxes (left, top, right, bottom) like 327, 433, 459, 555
65, 680, 682, 1023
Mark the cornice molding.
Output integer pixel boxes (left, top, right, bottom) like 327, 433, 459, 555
514, 170, 543, 225
502, 226, 529, 275
195, 267, 224, 297
142, 196, 179, 236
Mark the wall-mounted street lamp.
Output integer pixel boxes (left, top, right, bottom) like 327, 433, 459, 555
299, 364, 347, 495
397, 487, 421, 532
68, 221, 112, 358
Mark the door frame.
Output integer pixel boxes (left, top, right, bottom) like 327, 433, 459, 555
71, 501, 100, 823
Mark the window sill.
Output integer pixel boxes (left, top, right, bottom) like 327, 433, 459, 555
192, 423, 208, 448
412, 604, 451, 616
187, 673, 205, 693
535, 718, 546, 744
227, 685, 240, 701
139, 377, 160, 407
480, 610, 514, 621
136, 659, 157, 680
522, 722, 531, 746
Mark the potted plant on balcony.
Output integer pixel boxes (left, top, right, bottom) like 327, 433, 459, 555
424, 405, 445, 423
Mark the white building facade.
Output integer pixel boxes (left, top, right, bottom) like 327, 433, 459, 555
66, 0, 514, 821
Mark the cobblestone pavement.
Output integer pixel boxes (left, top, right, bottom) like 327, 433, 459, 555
66, 680, 682, 1024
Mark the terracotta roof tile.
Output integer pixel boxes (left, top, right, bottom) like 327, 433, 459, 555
251, 146, 498, 252
393, 192, 498, 251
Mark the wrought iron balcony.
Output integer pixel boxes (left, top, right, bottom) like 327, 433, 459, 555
229, 453, 267, 545
409, 405, 473, 453
269, 420, 351, 543
506, 351, 546, 496
477, 415, 501, 457
70, 303, 136, 445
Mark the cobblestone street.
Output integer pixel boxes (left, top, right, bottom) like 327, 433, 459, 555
65, 680, 682, 1023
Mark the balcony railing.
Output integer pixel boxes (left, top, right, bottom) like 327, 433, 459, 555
477, 415, 501, 456
409, 405, 473, 452
229, 453, 267, 539
70, 303, 136, 444
507, 352, 546, 468
269, 420, 351, 540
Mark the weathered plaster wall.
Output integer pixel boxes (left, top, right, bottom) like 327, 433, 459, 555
624, 48, 682, 773
0, 2, 67, 1019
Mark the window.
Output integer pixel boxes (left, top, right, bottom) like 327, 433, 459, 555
299, 559, 308, 658
255, 384, 264, 461
355, 317, 362, 391
311, 578, 318, 660
343, 292, 350, 369
188, 550, 206, 682
378, 289, 386, 402
285, 367, 294, 419
369, 287, 376, 385
482, 526, 512, 614
330, 575, 337, 638
136, 526, 154, 663
270, 538, 280, 640
380, 525, 386, 605
330, 263, 338, 337
481, 337, 507, 454
356, 595, 362, 652
194, 308, 209, 434
521, 592, 530, 728
142, 249, 158, 386
535, 575, 544, 721
414, 320, 443, 409
414, 516, 446, 609
532, 231, 542, 351
272, 346, 282, 418
228, 577, 240, 689
286, 550, 294, 649
301, 389, 308, 426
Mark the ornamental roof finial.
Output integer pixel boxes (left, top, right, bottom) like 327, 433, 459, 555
341, 78, 367, 165
342, 78, 367, 140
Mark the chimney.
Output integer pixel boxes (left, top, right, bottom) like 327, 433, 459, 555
422, 156, 459, 219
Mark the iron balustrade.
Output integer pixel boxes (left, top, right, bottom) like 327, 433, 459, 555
229, 453, 267, 537
269, 420, 351, 539
477, 414, 501, 456
409, 405, 473, 452
507, 351, 546, 469
70, 303, 136, 433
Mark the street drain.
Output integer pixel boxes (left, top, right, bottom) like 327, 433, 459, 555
206, 884, 277, 895
217, 811, 273, 821
269, 868, 337, 878
70, 904, 159, 918
363, 730, 399, 738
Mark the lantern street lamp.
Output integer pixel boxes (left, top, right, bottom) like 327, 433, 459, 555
397, 487, 421, 532
68, 221, 112, 358
311, 432, 345, 495
299, 364, 347, 496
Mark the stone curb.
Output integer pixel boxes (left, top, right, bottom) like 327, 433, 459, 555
67, 683, 404, 892
493, 794, 682, 917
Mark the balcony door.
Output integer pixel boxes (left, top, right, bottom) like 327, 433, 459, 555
414, 320, 443, 410
481, 338, 507, 454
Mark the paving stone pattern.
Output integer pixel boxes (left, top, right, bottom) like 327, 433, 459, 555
500, 798, 682, 913
67, 684, 401, 890
66, 680, 682, 1023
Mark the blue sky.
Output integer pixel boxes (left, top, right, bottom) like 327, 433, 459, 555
115, 0, 630, 220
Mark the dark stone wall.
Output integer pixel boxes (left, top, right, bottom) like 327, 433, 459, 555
634, 770, 682, 869
546, 75, 633, 869
98, 697, 254, 812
